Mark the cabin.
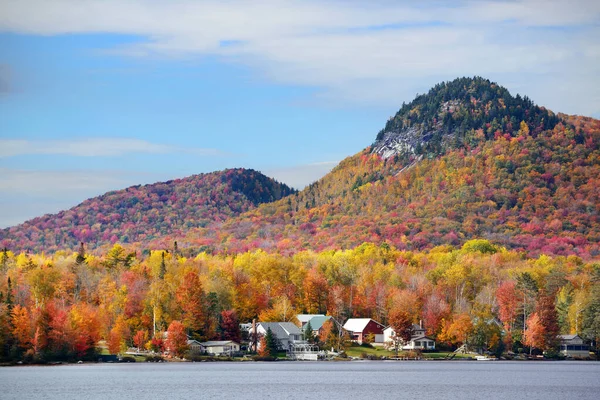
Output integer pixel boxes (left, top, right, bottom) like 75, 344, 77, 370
404, 334, 436, 350
558, 334, 590, 358
343, 318, 385, 344
252, 322, 303, 351
200, 340, 240, 356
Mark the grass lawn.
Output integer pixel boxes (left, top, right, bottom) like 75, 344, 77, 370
345, 345, 396, 358
344, 345, 473, 360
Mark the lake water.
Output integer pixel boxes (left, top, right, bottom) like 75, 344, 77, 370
1, 361, 598, 399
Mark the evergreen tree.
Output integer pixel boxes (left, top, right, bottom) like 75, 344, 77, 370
265, 327, 278, 355
159, 251, 166, 280
304, 321, 315, 343
76, 242, 86, 265
0, 248, 8, 271
6, 277, 13, 310
173, 241, 179, 259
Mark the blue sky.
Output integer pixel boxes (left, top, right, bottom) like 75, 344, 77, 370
1, 0, 599, 228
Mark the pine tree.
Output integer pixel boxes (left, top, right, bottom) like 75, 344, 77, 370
159, 252, 166, 280
0, 248, 8, 271
265, 327, 278, 356
6, 277, 13, 310
173, 241, 179, 259
304, 321, 315, 343
76, 242, 86, 265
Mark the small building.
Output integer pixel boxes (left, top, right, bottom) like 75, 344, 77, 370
200, 340, 240, 356
343, 318, 385, 344
187, 339, 204, 355
558, 335, 590, 358
404, 334, 436, 350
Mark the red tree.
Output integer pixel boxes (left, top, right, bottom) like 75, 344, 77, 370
220, 310, 241, 343
176, 271, 207, 337
524, 313, 544, 354
166, 320, 188, 358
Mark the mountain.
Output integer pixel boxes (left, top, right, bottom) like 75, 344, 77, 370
0, 168, 295, 253
170, 77, 599, 258
373, 76, 560, 161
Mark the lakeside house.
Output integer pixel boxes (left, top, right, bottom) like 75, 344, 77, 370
187, 339, 204, 355
200, 340, 240, 356
343, 318, 385, 344
251, 322, 304, 351
558, 334, 590, 358
383, 322, 436, 351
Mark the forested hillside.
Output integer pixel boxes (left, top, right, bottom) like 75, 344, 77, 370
170, 81, 599, 258
0, 169, 295, 253
0, 241, 598, 361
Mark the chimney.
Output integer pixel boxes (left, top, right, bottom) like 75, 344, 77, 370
419, 319, 423, 329
252, 318, 257, 352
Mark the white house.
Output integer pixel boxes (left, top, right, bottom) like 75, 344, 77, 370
200, 340, 240, 356
558, 335, 590, 358
404, 334, 436, 350
252, 322, 303, 351
383, 322, 436, 351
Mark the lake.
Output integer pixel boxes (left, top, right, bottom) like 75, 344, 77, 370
1, 361, 598, 399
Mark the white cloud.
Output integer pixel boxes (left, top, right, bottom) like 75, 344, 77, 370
263, 161, 338, 189
0, 0, 599, 114
0, 138, 227, 157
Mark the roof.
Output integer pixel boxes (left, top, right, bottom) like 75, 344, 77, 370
258, 322, 302, 339
297, 314, 325, 324
200, 340, 239, 347
187, 339, 202, 345
305, 315, 332, 331
411, 334, 435, 341
343, 318, 384, 333
558, 334, 581, 341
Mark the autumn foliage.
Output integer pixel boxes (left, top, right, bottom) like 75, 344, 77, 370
0, 239, 597, 362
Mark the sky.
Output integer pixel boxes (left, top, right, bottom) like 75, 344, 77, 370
0, 0, 599, 228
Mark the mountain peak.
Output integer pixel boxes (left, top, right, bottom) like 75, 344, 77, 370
372, 76, 560, 161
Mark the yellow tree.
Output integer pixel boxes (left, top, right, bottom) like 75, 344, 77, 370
259, 296, 298, 323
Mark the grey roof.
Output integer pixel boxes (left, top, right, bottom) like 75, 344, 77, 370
305, 315, 332, 331
558, 334, 581, 341
411, 334, 435, 341
200, 340, 239, 347
259, 322, 302, 339
297, 314, 325, 324
187, 339, 202, 345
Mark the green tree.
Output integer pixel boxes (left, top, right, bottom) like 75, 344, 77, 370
304, 321, 315, 344
76, 242, 86, 265
265, 327, 278, 355
159, 252, 166, 280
